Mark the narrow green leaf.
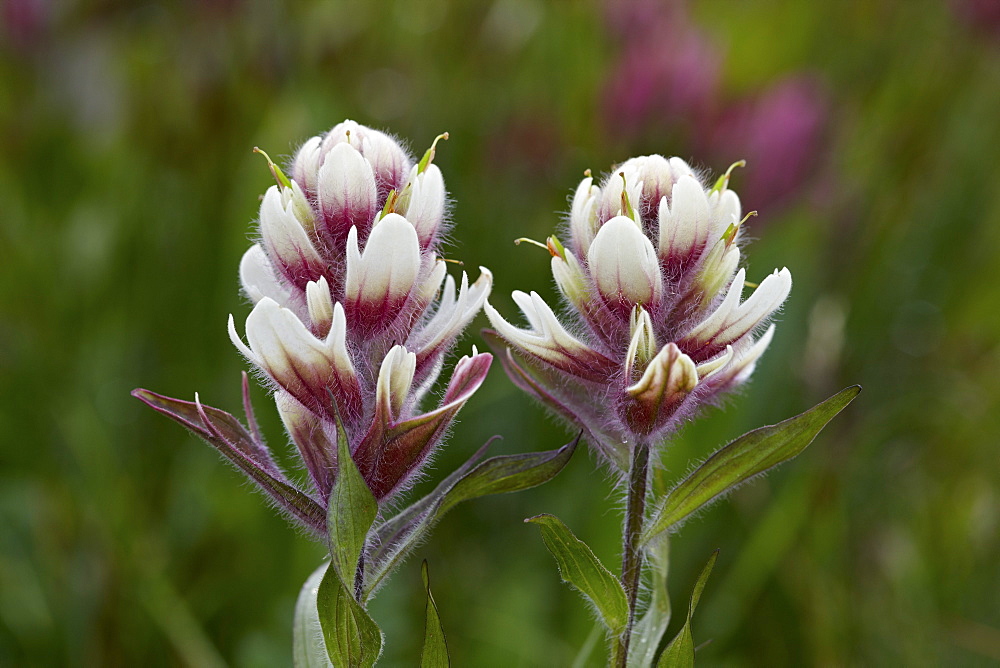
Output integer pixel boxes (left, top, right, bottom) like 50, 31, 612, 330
317, 561, 383, 668
293, 563, 333, 668
526, 514, 629, 635
570, 623, 603, 668
437, 436, 578, 516
328, 414, 378, 594
658, 550, 718, 668
420, 561, 450, 668
628, 538, 671, 668
363, 436, 577, 598
643, 386, 861, 544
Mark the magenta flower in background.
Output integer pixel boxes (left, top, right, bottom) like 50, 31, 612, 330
951, 0, 1000, 39
602, 0, 830, 217
1, 0, 50, 52
135, 121, 493, 534
485, 156, 790, 466
701, 76, 828, 213
602, 0, 721, 136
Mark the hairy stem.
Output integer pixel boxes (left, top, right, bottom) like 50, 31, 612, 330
614, 440, 651, 667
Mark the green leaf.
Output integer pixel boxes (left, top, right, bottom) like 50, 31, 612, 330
628, 539, 671, 668
363, 435, 577, 599
328, 413, 378, 594
317, 561, 383, 668
420, 561, 450, 668
525, 514, 629, 635
293, 563, 333, 668
643, 386, 861, 544
658, 550, 718, 668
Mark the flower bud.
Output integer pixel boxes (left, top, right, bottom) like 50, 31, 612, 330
259, 185, 326, 289
569, 175, 600, 256
305, 276, 334, 337
624, 306, 657, 382
316, 142, 379, 245
588, 216, 663, 312
344, 213, 422, 334
376, 345, 417, 423
239, 244, 292, 307
657, 174, 711, 263
551, 249, 590, 313
403, 163, 446, 248
622, 343, 698, 435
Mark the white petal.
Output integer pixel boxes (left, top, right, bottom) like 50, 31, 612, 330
731, 324, 776, 383
228, 313, 258, 364
414, 258, 449, 307
570, 178, 600, 253
259, 186, 323, 274
709, 188, 741, 240
321, 119, 362, 153
361, 129, 410, 187
413, 267, 492, 353
486, 291, 591, 358
282, 181, 317, 232
588, 216, 663, 306
695, 345, 734, 379
306, 276, 333, 335
245, 299, 332, 379
685, 268, 746, 342
551, 251, 588, 306
345, 213, 421, 305
291, 135, 322, 194
669, 157, 696, 178
658, 174, 709, 258
570, 176, 597, 226
717, 268, 792, 343
239, 244, 291, 306
405, 163, 446, 243
316, 142, 377, 223
326, 302, 356, 380
376, 345, 416, 421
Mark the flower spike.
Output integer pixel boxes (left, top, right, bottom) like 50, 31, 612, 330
139, 121, 494, 533
488, 155, 792, 464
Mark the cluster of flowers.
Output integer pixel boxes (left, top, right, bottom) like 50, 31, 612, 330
138, 121, 492, 532
485, 156, 791, 466
137, 121, 791, 532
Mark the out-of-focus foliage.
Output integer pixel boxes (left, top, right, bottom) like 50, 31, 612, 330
1, 0, 998, 665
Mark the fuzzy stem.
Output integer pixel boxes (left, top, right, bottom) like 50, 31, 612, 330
354, 551, 365, 603
614, 440, 651, 667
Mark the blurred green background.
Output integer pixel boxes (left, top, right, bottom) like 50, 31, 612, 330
3, 0, 1000, 665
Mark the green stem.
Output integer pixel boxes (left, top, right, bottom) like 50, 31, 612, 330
614, 440, 651, 667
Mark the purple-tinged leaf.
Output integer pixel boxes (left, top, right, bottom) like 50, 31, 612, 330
483, 330, 629, 469
241, 371, 265, 447
354, 352, 492, 500
132, 388, 326, 535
